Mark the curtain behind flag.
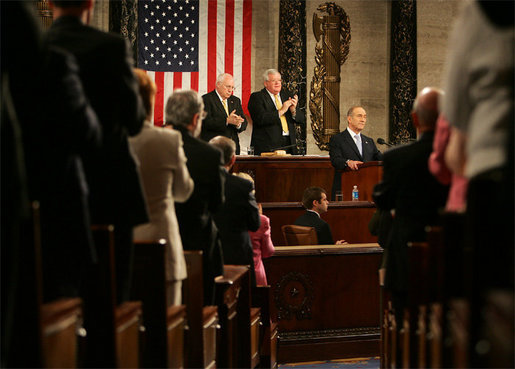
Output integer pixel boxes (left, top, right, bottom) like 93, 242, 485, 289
138, 0, 252, 126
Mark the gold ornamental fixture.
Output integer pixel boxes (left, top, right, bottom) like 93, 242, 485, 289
36, 0, 53, 30
310, 2, 351, 150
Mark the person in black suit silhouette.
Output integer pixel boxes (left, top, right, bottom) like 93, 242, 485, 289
329, 106, 383, 199
248, 69, 305, 155
209, 136, 261, 287
373, 87, 448, 326
294, 187, 347, 245
201, 73, 248, 154
165, 90, 226, 306
47, 0, 148, 303
1, 4, 101, 364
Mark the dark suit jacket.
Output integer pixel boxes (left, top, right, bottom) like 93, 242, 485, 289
214, 171, 260, 286
174, 126, 225, 304
329, 129, 383, 198
46, 16, 147, 227
201, 90, 248, 154
294, 210, 335, 245
248, 88, 306, 155
3, 3, 102, 302
373, 132, 448, 293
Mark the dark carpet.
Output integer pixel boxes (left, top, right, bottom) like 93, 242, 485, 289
279, 356, 380, 369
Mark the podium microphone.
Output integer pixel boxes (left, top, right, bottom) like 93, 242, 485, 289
377, 138, 393, 147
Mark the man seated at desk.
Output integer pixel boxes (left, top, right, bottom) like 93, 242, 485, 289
294, 187, 347, 245
329, 106, 383, 199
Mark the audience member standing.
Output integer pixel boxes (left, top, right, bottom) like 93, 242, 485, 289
442, 1, 514, 365
47, 0, 148, 303
166, 90, 225, 306
294, 187, 347, 245
130, 69, 194, 306
210, 136, 261, 287
1, 3, 100, 365
3, 1, 101, 303
201, 73, 248, 154
235, 173, 275, 286
373, 87, 448, 326
248, 69, 305, 155
329, 106, 383, 199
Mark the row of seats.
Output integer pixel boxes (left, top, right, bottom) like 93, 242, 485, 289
24, 202, 278, 368
380, 214, 513, 368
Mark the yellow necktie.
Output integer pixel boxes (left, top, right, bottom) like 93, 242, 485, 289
222, 99, 229, 116
274, 94, 289, 133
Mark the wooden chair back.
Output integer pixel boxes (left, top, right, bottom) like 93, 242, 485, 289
281, 225, 318, 246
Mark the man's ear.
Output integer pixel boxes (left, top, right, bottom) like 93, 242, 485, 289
229, 154, 236, 168
190, 112, 200, 128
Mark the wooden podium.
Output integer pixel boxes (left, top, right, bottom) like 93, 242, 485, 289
233, 156, 334, 202
264, 244, 383, 363
338, 161, 383, 202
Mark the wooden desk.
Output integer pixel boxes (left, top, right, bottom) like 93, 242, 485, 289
338, 162, 383, 202
264, 244, 383, 363
262, 201, 377, 245
233, 156, 333, 202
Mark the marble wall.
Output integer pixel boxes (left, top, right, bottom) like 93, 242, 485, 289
250, 0, 464, 155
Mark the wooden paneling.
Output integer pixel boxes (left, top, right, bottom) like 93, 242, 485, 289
339, 162, 383, 202
183, 251, 218, 369
215, 265, 252, 368
233, 156, 334, 203
262, 202, 378, 245
263, 244, 383, 363
233, 157, 383, 204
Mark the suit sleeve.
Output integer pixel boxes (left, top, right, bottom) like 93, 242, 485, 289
372, 142, 384, 161
373, 153, 395, 210
202, 94, 228, 135
329, 135, 349, 169
45, 47, 101, 154
208, 148, 225, 214
233, 97, 248, 133
172, 134, 194, 203
319, 222, 335, 245
117, 38, 145, 136
247, 92, 281, 128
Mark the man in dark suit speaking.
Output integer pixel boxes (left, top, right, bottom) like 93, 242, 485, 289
248, 69, 305, 155
329, 106, 383, 199
201, 73, 248, 154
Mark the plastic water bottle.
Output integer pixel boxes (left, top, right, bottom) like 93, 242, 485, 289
352, 185, 359, 201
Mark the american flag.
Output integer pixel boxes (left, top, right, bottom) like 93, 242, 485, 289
138, 0, 252, 126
